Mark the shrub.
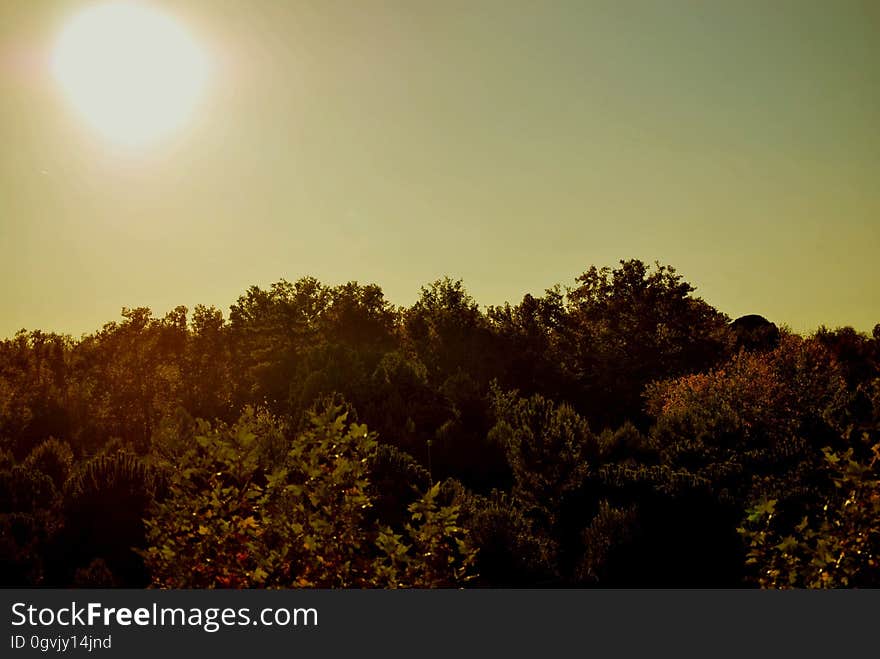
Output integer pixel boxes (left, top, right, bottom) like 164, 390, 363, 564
142, 404, 477, 588
739, 439, 880, 588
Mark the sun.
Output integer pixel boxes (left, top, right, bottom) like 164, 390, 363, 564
52, 1, 209, 147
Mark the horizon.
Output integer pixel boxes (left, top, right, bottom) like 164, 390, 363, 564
0, 261, 872, 341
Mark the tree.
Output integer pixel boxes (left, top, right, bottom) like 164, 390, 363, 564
487, 386, 602, 581
403, 278, 495, 386
67, 307, 187, 453
142, 404, 477, 588
487, 287, 570, 401
646, 334, 847, 506
563, 260, 730, 428
182, 304, 234, 422
0, 331, 72, 458
227, 278, 329, 408
740, 440, 880, 588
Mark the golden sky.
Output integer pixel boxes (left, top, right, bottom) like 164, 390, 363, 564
1, 0, 878, 337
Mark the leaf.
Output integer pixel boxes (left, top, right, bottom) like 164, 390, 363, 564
775, 536, 799, 553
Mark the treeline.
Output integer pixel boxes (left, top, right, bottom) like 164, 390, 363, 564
1, 259, 878, 587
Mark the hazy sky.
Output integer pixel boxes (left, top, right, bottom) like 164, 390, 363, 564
1, 0, 878, 338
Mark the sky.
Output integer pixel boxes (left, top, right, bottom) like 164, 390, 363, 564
1, 0, 878, 338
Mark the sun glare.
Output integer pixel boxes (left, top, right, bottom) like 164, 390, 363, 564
52, 1, 209, 147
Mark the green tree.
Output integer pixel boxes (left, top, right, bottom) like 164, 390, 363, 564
487, 287, 570, 400
740, 440, 880, 588
563, 260, 730, 428
403, 278, 495, 387
487, 387, 603, 581
142, 404, 477, 588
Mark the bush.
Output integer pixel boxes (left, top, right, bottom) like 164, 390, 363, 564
142, 404, 477, 588
739, 439, 880, 588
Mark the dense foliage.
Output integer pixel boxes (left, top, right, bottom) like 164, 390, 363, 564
1, 259, 877, 587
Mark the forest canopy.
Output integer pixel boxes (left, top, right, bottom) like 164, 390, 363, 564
1, 260, 878, 588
